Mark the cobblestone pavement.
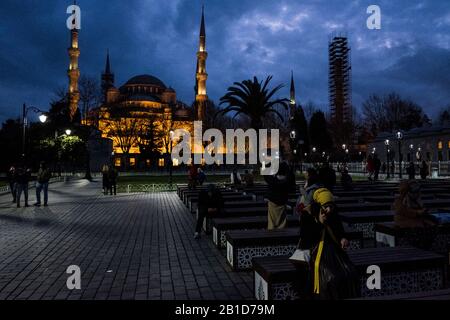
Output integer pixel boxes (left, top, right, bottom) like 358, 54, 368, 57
0, 179, 253, 300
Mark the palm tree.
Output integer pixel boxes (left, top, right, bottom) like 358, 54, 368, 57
217, 76, 289, 167
217, 76, 289, 130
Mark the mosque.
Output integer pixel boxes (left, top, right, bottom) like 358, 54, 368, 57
66, 7, 209, 169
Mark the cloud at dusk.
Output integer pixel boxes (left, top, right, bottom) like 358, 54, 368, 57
0, 0, 449, 122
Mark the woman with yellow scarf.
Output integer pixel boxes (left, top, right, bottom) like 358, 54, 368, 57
297, 185, 360, 300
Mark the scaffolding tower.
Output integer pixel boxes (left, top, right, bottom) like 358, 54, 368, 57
328, 34, 352, 126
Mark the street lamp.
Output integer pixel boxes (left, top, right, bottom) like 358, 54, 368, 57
384, 139, 390, 179
22, 103, 47, 159
169, 130, 174, 186
65, 129, 72, 136
39, 114, 48, 123
396, 131, 403, 179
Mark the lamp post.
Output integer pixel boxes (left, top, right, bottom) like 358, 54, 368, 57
22, 103, 47, 159
384, 139, 390, 179
169, 130, 174, 186
396, 131, 403, 179
342, 144, 347, 162
409, 144, 414, 162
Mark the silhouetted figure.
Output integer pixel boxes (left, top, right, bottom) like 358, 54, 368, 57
197, 167, 206, 186
406, 162, 416, 180
101, 164, 110, 195
230, 169, 242, 186
264, 162, 295, 230
195, 184, 224, 239
7, 166, 16, 203
34, 161, 51, 207
242, 169, 254, 187
318, 162, 336, 191
188, 165, 198, 190
108, 166, 118, 195
341, 169, 353, 191
381, 162, 387, 175
15, 165, 31, 208
366, 155, 374, 181
419, 161, 429, 180
373, 154, 381, 181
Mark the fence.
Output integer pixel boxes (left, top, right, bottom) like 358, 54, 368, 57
119, 182, 228, 194
0, 176, 65, 194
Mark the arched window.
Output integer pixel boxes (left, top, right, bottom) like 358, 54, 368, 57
438, 141, 443, 150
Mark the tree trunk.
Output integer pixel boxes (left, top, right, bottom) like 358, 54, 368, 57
84, 147, 92, 181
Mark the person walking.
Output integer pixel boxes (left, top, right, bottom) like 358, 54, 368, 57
188, 164, 198, 190
264, 162, 295, 230
101, 164, 110, 195
108, 166, 118, 195
34, 161, 51, 207
197, 167, 206, 186
406, 162, 416, 180
194, 184, 224, 239
373, 154, 381, 181
7, 165, 17, 203
366, 155, 374, 181
419, 160, 429, 180
15, 164, 31, 208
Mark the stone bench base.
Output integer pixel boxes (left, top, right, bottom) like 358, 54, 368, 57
253, 247, 446, 300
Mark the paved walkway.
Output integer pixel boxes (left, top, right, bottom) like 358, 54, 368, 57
0, 179, 253, 300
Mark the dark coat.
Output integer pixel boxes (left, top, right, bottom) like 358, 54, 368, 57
198, 189, 224, 211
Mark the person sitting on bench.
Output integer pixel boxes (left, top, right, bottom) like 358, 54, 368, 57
393, 180, 435, 228
340, 168, 353, 191
294, 186, 359, 300
242, 169, 254, 187
194, 184, 224, 239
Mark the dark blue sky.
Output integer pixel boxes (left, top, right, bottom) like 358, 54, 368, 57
0, 0, 449, 123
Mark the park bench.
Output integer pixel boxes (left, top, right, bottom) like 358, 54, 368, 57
252, 246, 446, 300
183, 189, 238, 206
340, 210, 394, 239
333, 190, 391, 197
188, 194, 256, 212
353, 288, 450, 300
338, 203, 392, 212
375, 221, 450, 255
211, 215, 300, 249
226, 228, 363, 271
198, 206, 275, 233
363, 195, 435, 203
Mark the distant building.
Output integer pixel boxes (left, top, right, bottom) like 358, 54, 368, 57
369, 126, 450, 163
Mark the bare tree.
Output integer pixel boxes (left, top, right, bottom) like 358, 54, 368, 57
79, 75, 102, 121
105, 117, 144, 169
362, 92, 431, 137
